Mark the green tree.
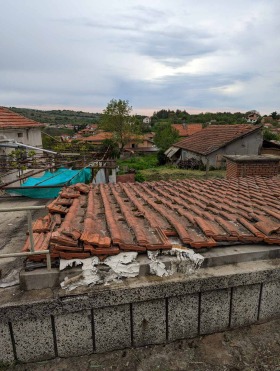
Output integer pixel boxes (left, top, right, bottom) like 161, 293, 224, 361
263, 129, 280, 141
271, 111, 278, 120
99, 138, 120, 159
154, 123, 180, 151
100, 99, 141, 151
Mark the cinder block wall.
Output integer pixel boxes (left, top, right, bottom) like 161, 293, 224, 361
1, 262, 280, 364
226, 159, 279, 178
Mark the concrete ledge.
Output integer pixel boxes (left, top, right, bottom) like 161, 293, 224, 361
20, 268, 60, 291
19, 245, 280, 291
1, 259, 280, 363
1, 259, 280, 323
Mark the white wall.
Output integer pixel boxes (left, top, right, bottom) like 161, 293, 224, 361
0, 128, 43, 156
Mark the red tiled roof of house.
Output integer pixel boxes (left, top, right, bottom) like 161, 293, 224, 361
174, 124, 262, 155
172, 123, 203, 137
76, 132, 112, 142
0, 107, 45, 129
23, 176, 280, 261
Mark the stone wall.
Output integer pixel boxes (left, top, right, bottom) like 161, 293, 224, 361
1, 259, 280, 364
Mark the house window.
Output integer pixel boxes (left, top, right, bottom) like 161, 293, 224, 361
17, 133, 23, 138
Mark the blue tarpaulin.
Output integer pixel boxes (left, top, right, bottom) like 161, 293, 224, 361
7, 168, 92, 198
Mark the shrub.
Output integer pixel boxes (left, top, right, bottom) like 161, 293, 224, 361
135, 172, 145, 182
157, 150, 168, 165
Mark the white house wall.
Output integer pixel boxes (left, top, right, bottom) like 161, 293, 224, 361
0, 128, 43, 155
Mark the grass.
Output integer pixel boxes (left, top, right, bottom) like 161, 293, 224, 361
117, 154, 226, 182
117, 154, 158, 172
141, 167, 225, 181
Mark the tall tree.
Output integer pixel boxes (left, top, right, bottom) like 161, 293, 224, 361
154, 123, 180, 151
100, 99, 141, 151
271, 111, 278, 120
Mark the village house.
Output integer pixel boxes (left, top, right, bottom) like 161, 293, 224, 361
75, 131, 112, 145
0, 107, 44, 156
246, 113, 260, 123
76, 130, 157, 153
76, 124, 98, 137
166, 124, 263, 168
142, 116, 151, 125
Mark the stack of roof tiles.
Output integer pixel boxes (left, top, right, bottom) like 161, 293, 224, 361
22, 176, 280, 261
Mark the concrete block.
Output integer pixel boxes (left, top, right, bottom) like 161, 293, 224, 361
132, 299, 166, 347
55, 310, 93, 357
230, 284, 260, 327
168, 294, 199, 341
0, 322, 14, 363
259, 280, 280, 320
12, 317, 55, 362
200, 288, 231, 335
20, 268, 59, 290
94, 304, 131, 353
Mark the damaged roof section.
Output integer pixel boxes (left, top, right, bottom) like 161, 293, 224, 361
22, 177, 280, 261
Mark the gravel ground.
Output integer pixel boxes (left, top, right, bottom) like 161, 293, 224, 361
2, 318, 280, 371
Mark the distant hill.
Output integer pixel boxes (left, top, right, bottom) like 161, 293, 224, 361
8, 107, 101, 126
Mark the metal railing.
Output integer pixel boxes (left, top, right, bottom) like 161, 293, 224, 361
0, 206, 51, 270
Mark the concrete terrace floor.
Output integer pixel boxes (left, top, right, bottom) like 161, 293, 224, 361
3, 318, 280, 371
0, 196, 49, 278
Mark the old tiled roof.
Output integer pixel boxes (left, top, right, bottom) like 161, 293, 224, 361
172, 123, 203, 137
0, 107, 45, 129
76, 132, 113, 142
23, 177, 280, 261
174, 124, 262, 155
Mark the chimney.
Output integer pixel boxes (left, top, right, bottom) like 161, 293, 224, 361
225, 155, 280, 179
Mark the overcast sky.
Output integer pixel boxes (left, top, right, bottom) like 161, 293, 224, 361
0, 0, 280, 115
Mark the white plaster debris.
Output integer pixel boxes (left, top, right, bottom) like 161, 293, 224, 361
104, 252, 140, 278
60, 247, 204, 290
164, 246, 204, 274
147, 250, 170, 277
59, 257, 99, 271
60, 252, 140, 290
60, 257, 101, 291
149, 260, 170, 277
148, 247, 204, 277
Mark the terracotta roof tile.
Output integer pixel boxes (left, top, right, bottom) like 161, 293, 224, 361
22, 176, 280, 261
174, 124, 262, 155
76, 132, 112, 143
0, 107, 44, 129
172, 123, 203, 137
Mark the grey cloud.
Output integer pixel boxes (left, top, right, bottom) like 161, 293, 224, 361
0, 0, 280, 114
